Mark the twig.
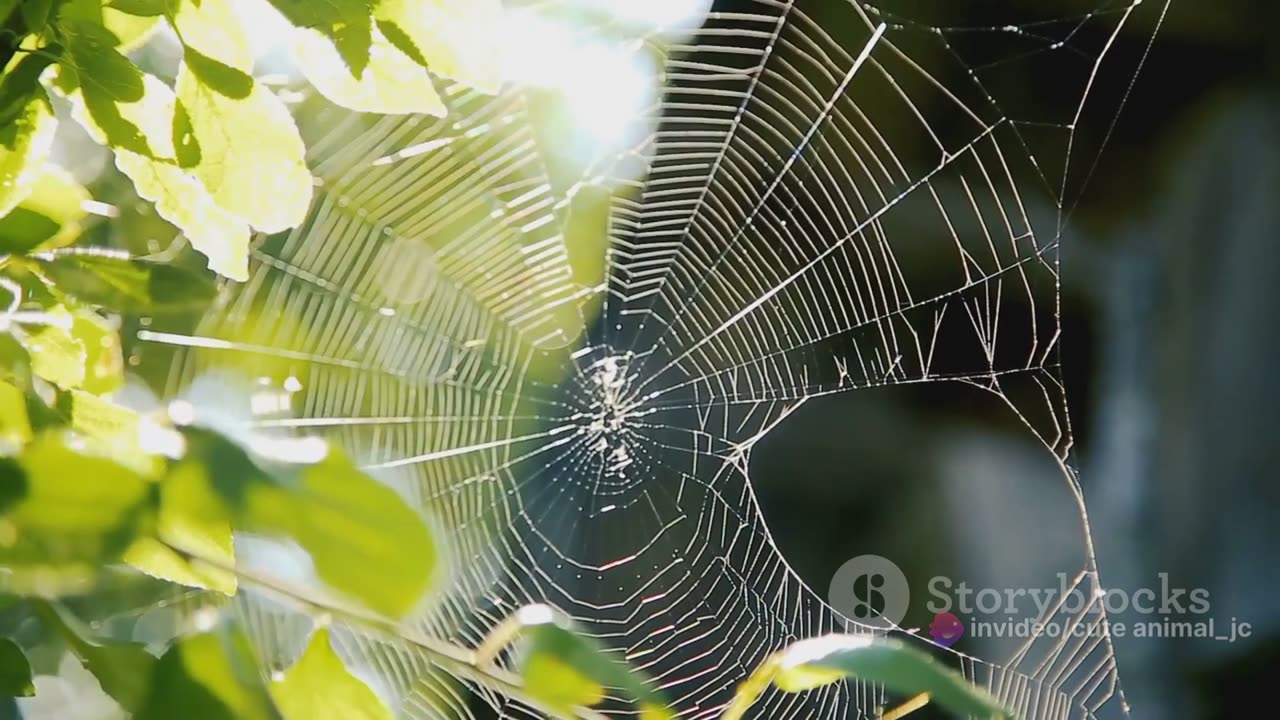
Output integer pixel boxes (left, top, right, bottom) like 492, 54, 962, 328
882, 693, 930, 720
157, 541, 609, 720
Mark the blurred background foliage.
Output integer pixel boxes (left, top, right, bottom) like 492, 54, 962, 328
747, 2, 1277, 720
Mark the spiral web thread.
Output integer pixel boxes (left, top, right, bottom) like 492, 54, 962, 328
138, 0, 1166, 718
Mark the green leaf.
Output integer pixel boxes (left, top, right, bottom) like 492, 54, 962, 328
168, 0, 311, 230
0, 434, 152, 596
0, 1, 18, 29
0, 380, 31, 449
135, 627, 278, 720
266, 0, 373, 75
15, 308, 123, 394
63, 21, 161, 158
374, 0, 503, 94
772, 635, 1008, 719
0, 638, 34, 697
241, 446, 437, 618
125, 461, 236, 595
0, 335, 30, 389
178, 428, 437, 617
56, 60, 253, 280
0, 46, 61, 127
176, 54, 312, 234
505, 605, 670, 717
115, 141, 252, 281
66, 309, 122, 395
168, 0, 252, 71
37, 252, 218, 313
292, 26, 444, 116
106, 0, 166, 16
34, 600, 157, 712
0, 165, 90, 253
270, 627, 392, 720
523, 652, 603, 714
15, 308, 85, 389
60, 0, 164, 51
0, 73, 56, 219
55, 389, 160, 475
21, 0, 54, 33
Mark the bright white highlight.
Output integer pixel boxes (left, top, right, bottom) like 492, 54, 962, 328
495, 10, 656, 151
778, 634, 874, 670
562, 0, 713, 31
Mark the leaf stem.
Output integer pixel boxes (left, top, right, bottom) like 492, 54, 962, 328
156, 541, 609, 720
721, 653, 781, 720
882, 692, 931, 720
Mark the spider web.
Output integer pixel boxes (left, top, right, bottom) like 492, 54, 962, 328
135, 0, 1167, 718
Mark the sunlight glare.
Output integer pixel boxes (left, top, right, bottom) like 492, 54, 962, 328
564, 0, 713, 32
496, 10, 656, 156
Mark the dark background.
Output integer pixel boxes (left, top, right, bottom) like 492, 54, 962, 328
746, 1, 1278, 718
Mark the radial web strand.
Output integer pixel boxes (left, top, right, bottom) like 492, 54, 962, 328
136, 1, 1167, 718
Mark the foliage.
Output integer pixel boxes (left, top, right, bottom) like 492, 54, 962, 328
0, 638, 33, 697
269, 628, 393, 720
0, 1, 1016, 719
723, 634, 1009, 720
1, 0, 494, 282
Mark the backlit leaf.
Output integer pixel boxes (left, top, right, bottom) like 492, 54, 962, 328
115, 146, 252, 281
125, 461, 236, 595
0, 434, 152, 596
241, 446, 437, 618
35, 600, 157, 712
773, 635, 1008, 719
37, 251, 218, 313
63, 22, 159, 158
507, 605, 671, 716
0, 70, 56, 219
176, 55, 312, 234
0, 380, 31, 449
0, 335, 29, 390
135, 627, 278, 720
16, 308, 85, 389
523, 653, 604, 713
13, 308, 123, 394
0, 47, 60, 127
270, 628, 392, 720
374, 0, 504, 94
67, 310, 122, 396
61, 0, 164, 51
169, 0, 252, 72
57, 64, 252, 280
55, 389, 159, 475
0, 165, 90, 253
292, 26, 444, 116
266, 0, 373, 75
176, 426, 438, 617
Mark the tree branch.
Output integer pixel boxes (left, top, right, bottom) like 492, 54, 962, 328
158, 543, 610, 720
